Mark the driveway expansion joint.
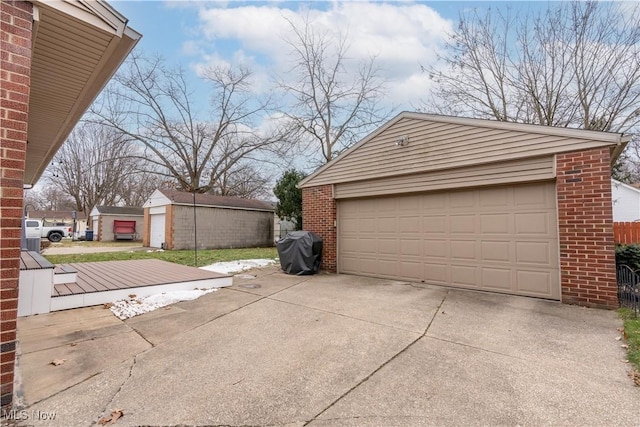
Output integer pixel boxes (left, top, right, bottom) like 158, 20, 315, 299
303, 289, 450, 426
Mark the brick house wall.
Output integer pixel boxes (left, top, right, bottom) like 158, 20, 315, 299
556, 147, 617, 308
302, 185, 337, 272
1, 0, 33, 410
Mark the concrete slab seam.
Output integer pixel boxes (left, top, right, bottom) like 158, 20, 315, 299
302, 289, 450, 426
96, 356, 137, 425
267, 296, 426, 334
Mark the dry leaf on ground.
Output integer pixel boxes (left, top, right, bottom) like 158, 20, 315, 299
50, 359, 66, 366
98, 408, 124, 425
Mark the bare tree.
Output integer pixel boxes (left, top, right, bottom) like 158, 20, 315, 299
279, 17, 389, 164
211, 160, 272, 199
423, 1, 640, 135
47, 122, 141, 214
91, 52, 286, 193
23, 187, 75, 212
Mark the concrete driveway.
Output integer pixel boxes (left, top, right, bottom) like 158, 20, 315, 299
14, 267, 639, 426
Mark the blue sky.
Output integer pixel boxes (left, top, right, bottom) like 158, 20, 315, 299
109, 1, 550, 112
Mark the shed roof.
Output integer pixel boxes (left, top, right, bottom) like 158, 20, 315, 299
151, 189, 274, 212
300, 112, 631, 188
93, 206, 143, 216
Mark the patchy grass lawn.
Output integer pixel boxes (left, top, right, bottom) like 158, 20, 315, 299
51, 239, 143, 248
619, 308, 640, 380
44, 247, 278, 267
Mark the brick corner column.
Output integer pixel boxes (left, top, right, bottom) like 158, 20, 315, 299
556, 147, 617, 309
1, 0, 33, 411
302, 185, 337, 272
142, 208, 150, 247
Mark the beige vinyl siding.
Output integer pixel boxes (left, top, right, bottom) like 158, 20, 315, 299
303, 116, 617, 188
338, 182, 560, 299
334, 156, 554, 199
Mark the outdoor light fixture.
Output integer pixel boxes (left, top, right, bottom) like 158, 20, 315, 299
396, 135, 410, 147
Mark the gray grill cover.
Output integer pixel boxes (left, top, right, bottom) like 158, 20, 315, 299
276, 231, 323, 275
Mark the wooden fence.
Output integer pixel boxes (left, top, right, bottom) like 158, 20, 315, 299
614, 222, 640, 244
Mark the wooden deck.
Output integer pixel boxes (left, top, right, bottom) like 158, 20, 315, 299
20, 251, 54, 270
49, 259, 232, 312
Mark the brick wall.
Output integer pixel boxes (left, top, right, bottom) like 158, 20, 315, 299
1, 0, 33, 410
142, 208, 150, 246
556, 147, 617, 308
302, 185, 337, 272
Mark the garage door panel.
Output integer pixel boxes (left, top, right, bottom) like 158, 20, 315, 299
481, 268, 512, 290
450, 240, 476, 260
516, 241, 551, 264
399, 216, 420, 233
424, 240, 447, 258
400, 239, 421, 256
424, 216, 447, 233
479, 187, 510, 207
480, 214, 511, 234
451, 265, 477, 286
399, 261, 422, 281
481, 241, 511, 262
450, 215, 475, 233
424, 263, 448, 283
338, 182, 560, 299
378, 238, 398, 254
450, 191, 475, 208
517, 270, 553, 296
515, 184, 551, 206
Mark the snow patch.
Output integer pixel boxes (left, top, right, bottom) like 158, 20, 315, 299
199, 258, 276, 274
110, 288, 217, 320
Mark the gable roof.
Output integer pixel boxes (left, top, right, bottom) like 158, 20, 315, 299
93, 206, 143, 216
300, 112, 631, 188
146, 189, 274, 212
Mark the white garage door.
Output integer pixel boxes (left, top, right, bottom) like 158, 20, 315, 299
149, 213, 166, 248
338, 182, 560, 299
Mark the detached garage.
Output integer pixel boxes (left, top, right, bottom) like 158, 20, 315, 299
142, 189, 274, 250
89, 206, 143, 241
300, 112, 630, 309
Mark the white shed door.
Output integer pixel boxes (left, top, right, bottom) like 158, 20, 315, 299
338, 182, 560, 299
150, 213, 166, 248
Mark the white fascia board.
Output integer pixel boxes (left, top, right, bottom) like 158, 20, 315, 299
144, 189, 171, 208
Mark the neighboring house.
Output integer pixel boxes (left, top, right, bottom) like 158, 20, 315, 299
275, 217, 297, 240
300, 112, 630, 310
0, 0, 139, 409
26, 210, 88, 237
142, 189, 275, 250
611, 179, 640, 222
89, 206, 144, 241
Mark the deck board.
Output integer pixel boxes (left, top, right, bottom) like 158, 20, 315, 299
52, 259, 230, 297
20, 251, 54, 270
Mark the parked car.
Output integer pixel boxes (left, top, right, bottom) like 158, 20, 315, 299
25, 219, 72, 242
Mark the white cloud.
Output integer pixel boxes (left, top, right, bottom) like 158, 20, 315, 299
188, 1, 453, 109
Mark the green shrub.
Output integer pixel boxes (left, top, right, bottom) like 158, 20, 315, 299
616, 244, 640, 270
